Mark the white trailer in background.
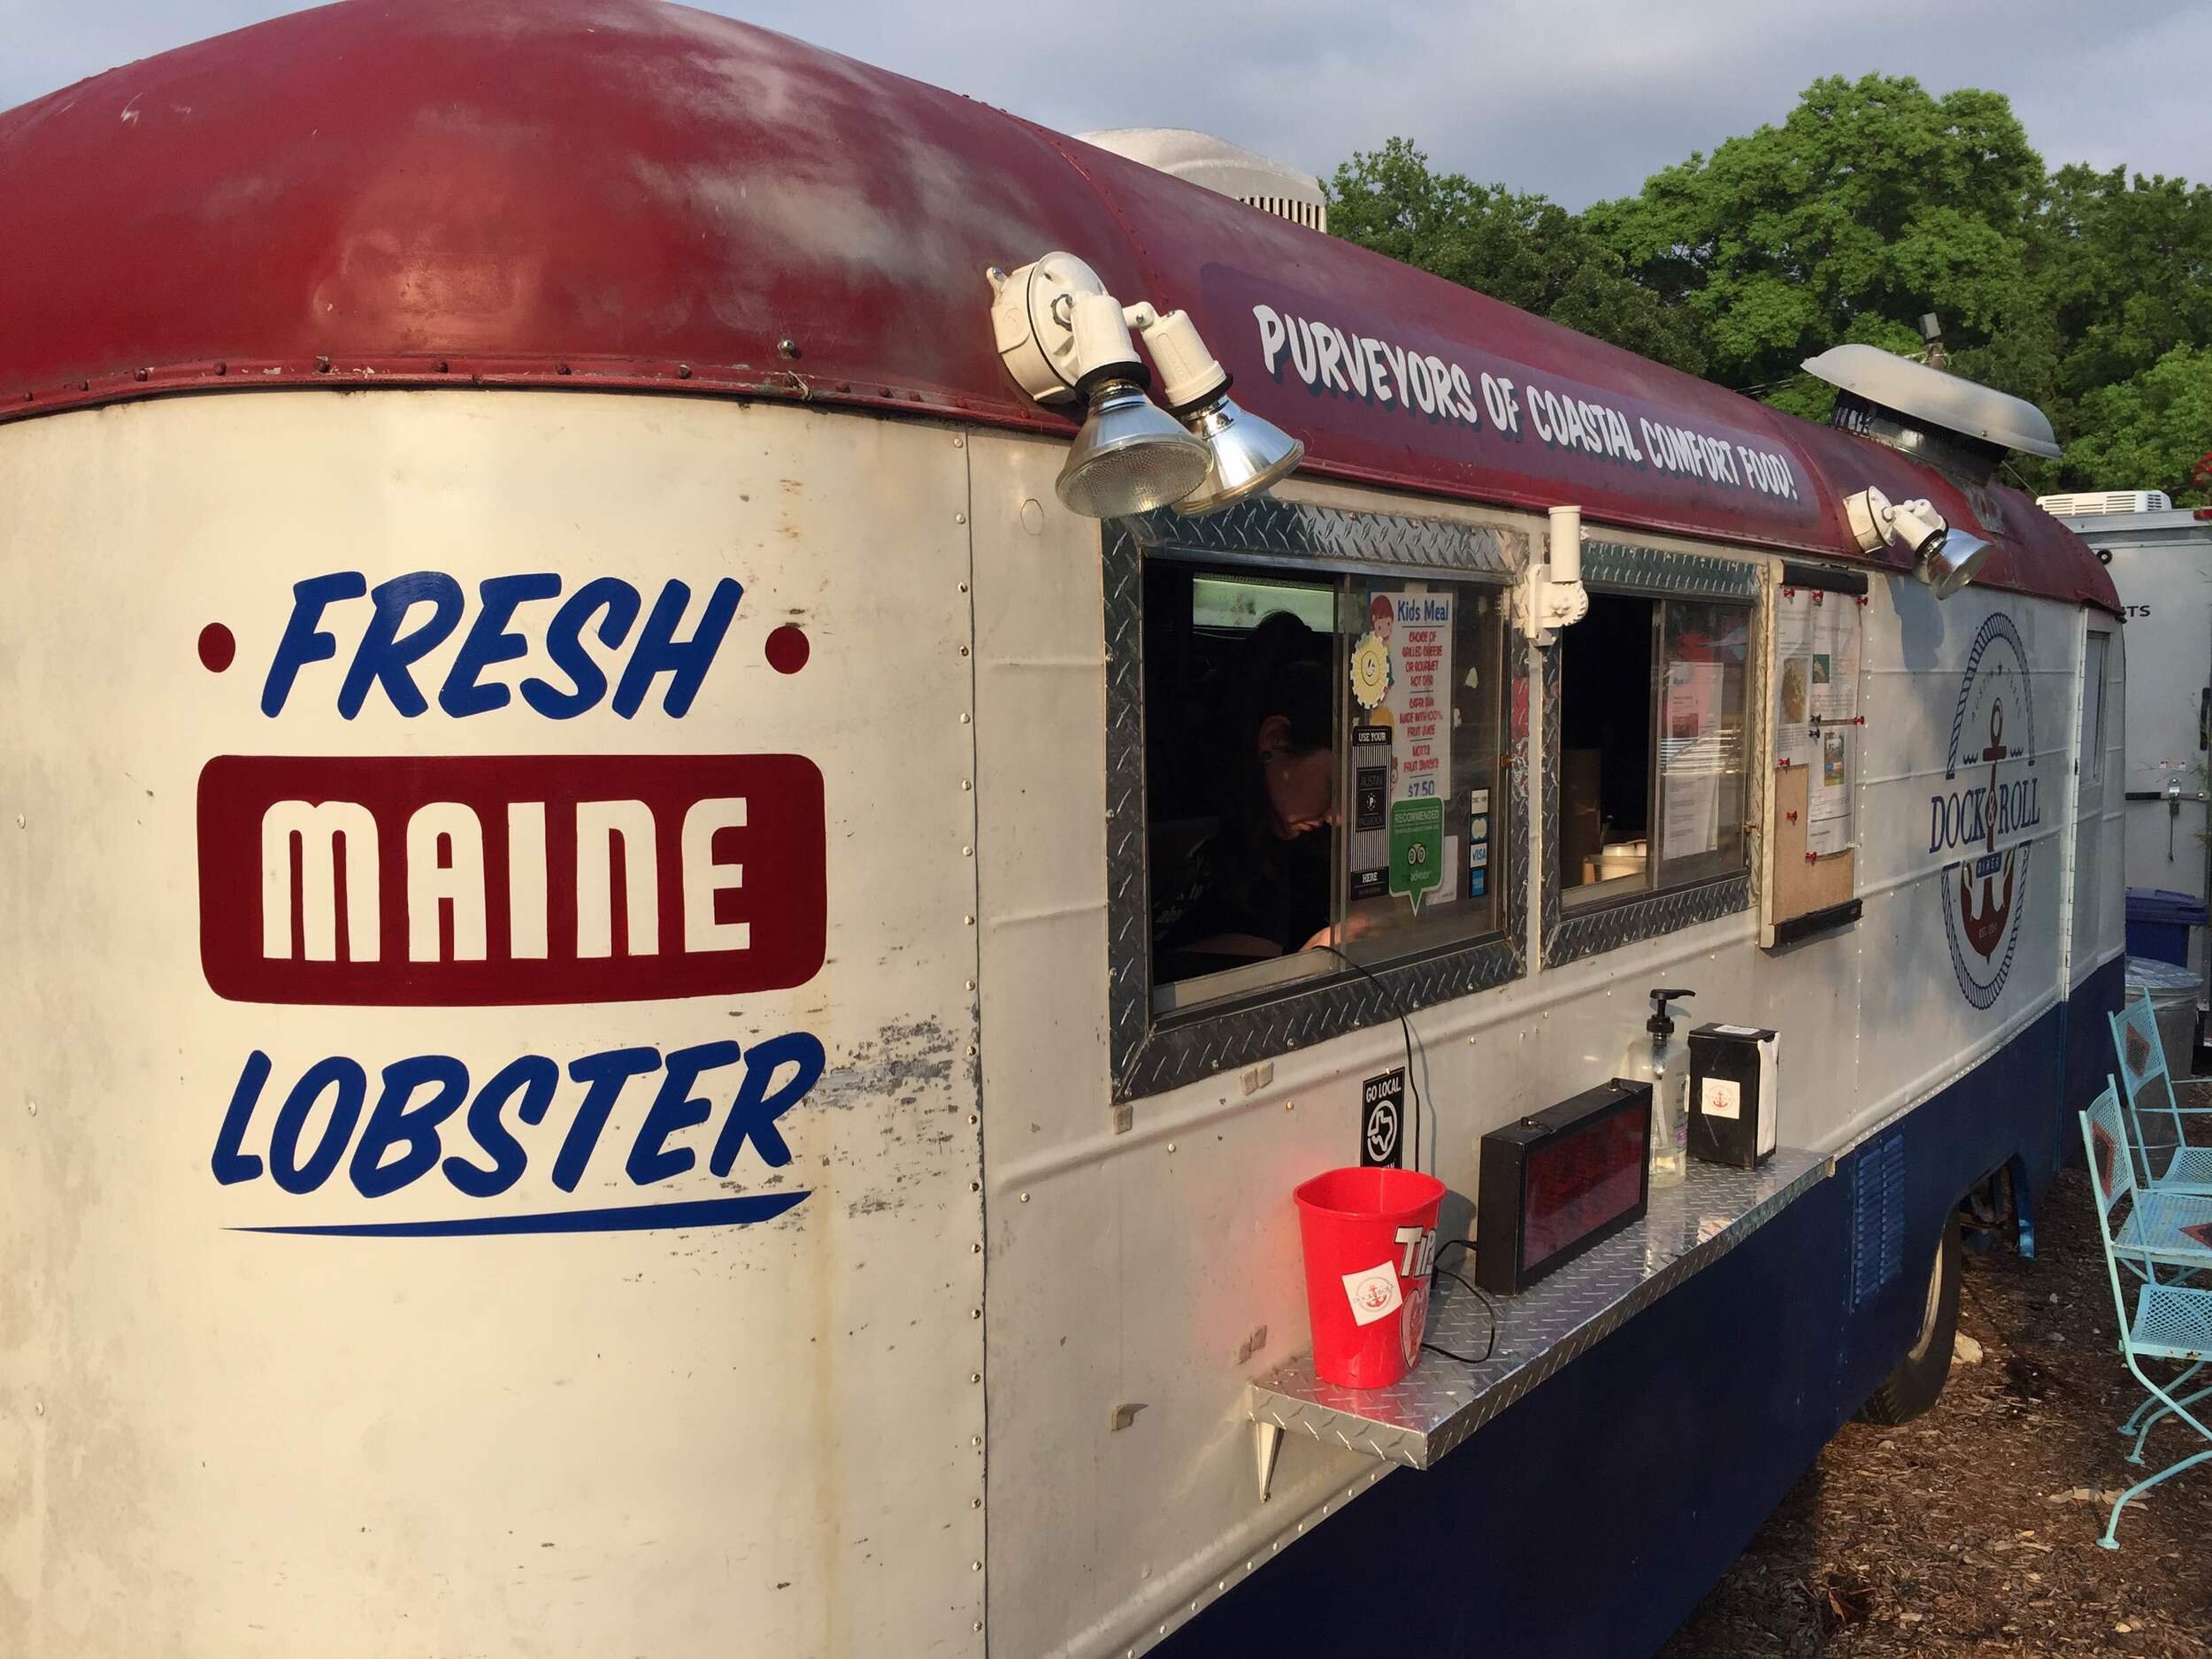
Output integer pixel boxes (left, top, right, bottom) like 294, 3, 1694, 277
2043, 490, 2212, 1000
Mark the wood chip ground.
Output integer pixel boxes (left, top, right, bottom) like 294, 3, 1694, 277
1658, 1160, 2212, 1656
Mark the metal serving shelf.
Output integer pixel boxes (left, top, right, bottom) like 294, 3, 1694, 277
1248, 1147, 1832, 1491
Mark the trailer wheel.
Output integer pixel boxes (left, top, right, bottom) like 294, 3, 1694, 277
1859, 1218, 1962, 1425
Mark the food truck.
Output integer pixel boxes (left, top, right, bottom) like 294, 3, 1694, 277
0, 4, 2124, 1656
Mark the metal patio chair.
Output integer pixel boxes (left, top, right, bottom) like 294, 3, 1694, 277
2083, 1081, 2212, 1548
2108, 990, 2212, 1195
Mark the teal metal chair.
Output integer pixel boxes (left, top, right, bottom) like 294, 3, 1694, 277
2083, 1081, 2212, 1548
2108, 990, 2212, 1195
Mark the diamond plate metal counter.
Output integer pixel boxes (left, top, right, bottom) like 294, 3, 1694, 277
1248, 1147, 1831, 1479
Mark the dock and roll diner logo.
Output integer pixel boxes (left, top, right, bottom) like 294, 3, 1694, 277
1929, 613, 2039, 1010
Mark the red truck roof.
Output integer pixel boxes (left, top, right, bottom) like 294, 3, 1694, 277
0, 0, 2114, 613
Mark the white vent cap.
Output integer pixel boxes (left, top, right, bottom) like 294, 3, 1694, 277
1803, 344, 2061, 458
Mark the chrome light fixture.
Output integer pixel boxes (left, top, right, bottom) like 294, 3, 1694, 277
1056, 378, 1210, 517
988, 253, 1302, 519
1134, 306, 1303, 517
1842, 486, 1994, 600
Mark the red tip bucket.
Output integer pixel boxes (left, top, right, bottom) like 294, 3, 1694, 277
1293, 1166, 1447, 1389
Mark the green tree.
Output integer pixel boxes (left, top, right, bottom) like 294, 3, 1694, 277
2060, 345, 2212, 506
1327, 139, 1707, 375
1584, 74, 2043, 399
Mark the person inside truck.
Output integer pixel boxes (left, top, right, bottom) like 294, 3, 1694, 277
1151, 612, 1335, 984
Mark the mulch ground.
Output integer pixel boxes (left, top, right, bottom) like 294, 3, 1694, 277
1657, 1157, 2212, 1657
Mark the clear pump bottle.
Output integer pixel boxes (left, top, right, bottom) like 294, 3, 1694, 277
1627, 987, 1694, 1188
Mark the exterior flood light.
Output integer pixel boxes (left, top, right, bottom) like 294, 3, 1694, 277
1843, 485, 1994, 600
1057, 380, 1210, 518
988, 253, 1303, 518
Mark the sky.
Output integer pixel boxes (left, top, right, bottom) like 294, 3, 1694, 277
4, 0, 2208, 209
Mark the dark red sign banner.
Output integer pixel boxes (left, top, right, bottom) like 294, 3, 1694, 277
198, 754, 826, 1005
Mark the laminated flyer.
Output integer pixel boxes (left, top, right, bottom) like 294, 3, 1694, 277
1773, 588, 1860, 856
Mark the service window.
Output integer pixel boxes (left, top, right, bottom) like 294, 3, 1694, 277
1558, 591, 1752, 909
1142, 559, 1510, 1016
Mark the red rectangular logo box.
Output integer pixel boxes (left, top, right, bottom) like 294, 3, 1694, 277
198, 754, 826, 1005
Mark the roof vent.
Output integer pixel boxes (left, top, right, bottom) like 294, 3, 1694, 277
1802, 343, 2061, 484
1078, 128, 1326, 232
2035, 490, 2173, 517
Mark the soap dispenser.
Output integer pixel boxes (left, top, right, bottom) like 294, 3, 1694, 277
1626, 987, 1694, 1188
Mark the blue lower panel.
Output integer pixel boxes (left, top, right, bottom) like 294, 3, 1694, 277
1160, 971, 2119, 1659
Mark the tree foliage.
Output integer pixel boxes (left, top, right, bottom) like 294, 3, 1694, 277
1327, 139, 1707, 376
1329, 77, 2212, 503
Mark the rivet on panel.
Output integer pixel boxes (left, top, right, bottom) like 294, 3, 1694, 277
971, 1308, 981, 1320
971, 1560, 981, 1571
955, 512, 968, 526
953, 434, 965, 449
1165, 1141, 1177, 1153
972, 1497, 982, 1509
964, 915, 975, 926
972, 1435, 982, 1447
26, 1102, 35, 1118
33, 1401, 44, 1417
970, 1371, 981, 1384
964, 979, 976, 992
960, 712, 972, 725
970, 1180, 981, 1193
964, 1043, 977, 1056
1018, 1192, 1030, 1203
958, 581, 970, 594
962, 780, 972, 792
963, 847, 973, 858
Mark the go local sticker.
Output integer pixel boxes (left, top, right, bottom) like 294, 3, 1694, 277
1341, 1262, 1404, 1326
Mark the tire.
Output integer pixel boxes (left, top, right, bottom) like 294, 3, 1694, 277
1859, 1217, 1962, 1425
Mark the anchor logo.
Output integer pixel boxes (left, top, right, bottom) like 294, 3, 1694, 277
1957, 700, 2016, 960
1936, 614, 2036, 1010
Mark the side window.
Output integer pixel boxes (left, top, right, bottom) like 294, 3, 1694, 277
1143, 559, 1510, 1016
2082, 632, 2109, 787
1558, 590, 1752, 907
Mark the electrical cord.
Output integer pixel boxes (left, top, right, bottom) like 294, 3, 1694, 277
1418, 1256, 1498, 1366
1317, 942, 1431, 1172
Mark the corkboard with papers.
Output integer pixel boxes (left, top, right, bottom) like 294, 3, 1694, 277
1763, 570, 1864, 942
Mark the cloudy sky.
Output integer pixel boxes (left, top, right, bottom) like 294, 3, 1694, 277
4, 0, 2207, 208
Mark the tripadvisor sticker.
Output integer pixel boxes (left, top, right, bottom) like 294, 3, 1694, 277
1389, 797, 1443, 902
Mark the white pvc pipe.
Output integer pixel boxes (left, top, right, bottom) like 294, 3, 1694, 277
1548, 503, 1583, 583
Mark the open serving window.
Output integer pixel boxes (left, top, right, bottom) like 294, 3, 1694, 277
1761, 564, 1868, 945
1541, 541, 1761, 966
1105, 499, 1531, 1103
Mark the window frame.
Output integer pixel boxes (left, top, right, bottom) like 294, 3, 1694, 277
1540, 539, 1763, 967
1105, 500, 1531, 1104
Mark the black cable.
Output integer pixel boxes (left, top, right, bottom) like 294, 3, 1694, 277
1317, 942, 1426, 1172
1418, 1261, 1498, 1366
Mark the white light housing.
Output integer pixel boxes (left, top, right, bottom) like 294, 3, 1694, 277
1839, 486, 1993, 599
988, 254, 1302, 518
